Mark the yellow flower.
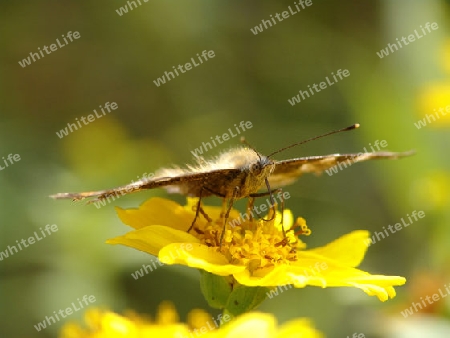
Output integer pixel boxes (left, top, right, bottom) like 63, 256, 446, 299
107, 198, 405, 302
415, 39, 450, 127
442, 39, 450, 74
59, 302, 322, 338
416, 83, 450, 127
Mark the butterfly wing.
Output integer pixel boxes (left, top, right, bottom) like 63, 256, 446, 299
50, 168, 242, 203
269, 151, 414, 188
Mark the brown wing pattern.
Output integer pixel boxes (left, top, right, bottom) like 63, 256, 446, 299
268, 151, 414, 188
50, 168, 242, 203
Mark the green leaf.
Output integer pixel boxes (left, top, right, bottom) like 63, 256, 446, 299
225, 284, 270, 317
199, 270, 233, 309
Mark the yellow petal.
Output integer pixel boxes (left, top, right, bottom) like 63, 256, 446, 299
234, 253, 405, 301
107, 225, 200, 256
233, 231, 405, 301
211, 313, 322, 338
308, 230, 369, 267
159, 243, 247, 276
213, 313, 276, 338
276, 318, 323, 338
115, 197, 194, 230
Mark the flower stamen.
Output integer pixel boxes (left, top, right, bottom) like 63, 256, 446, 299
188, 205, 306, 272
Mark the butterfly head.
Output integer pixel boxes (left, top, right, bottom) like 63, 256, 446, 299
249, 155, 274, 176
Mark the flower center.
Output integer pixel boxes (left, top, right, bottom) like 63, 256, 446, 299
192, 208, 310, 271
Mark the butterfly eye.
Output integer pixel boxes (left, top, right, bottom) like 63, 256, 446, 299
250, 163, 260, 173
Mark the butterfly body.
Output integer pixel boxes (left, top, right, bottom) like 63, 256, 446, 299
155, 148, 275, 198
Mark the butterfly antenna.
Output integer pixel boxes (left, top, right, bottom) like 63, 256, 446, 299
241, 136, 262, 161
267, 123, 360, 158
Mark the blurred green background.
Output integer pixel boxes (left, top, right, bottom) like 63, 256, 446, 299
1, 0, 450, 337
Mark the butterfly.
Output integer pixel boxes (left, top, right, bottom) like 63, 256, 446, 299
50, 124, 413, 244
50, 124, 413, 202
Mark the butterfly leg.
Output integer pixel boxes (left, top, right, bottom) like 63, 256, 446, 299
203, 186, 225, 198
199, 206, 212, 223
202, 186, 227, 221
249, 179, 281, 222
219, 198, 228, 219
219, 186, 240, 248
246, 197, 255, 222
274, 191, 306, 251
188, 187, 205, 233
278, 189, 286, 237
